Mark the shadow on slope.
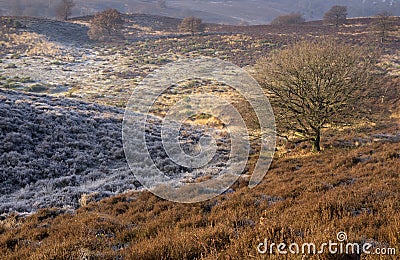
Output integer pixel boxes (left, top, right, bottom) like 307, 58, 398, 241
11, 17, 90, 45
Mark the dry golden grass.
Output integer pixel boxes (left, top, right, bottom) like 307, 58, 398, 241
0, 135, 399, 259
0, 31, 62, 57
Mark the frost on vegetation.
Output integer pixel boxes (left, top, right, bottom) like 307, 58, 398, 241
0, 89, 131, 213
0, 89, 231, 213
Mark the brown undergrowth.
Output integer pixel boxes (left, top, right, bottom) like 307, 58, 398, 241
0, 135, 399, 259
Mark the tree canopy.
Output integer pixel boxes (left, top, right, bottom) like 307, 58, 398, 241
271, 13, 305, 25
254, 40, 376, 152
372, 11, 395, 43
179, 16, 204, 36
323, 5, 347, 28
87, 9, 125, 42
56, 0, 75, 20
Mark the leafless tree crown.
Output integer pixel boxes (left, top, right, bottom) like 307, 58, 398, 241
179, 16, 204, 36
56, 0, 75, 20
87, 9, 125, 42
372, 11, 395, 43
323, 5, 347, 28
254, 40, 376, 152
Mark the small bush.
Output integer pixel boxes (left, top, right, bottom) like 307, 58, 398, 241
3, 18, 23, 28
87, 9, 125, 42
5, 63, 17, 69
25, 84, 49, 93
12, 20, 23, 29
271, 13, 305, 25
179, 16, 204, 35
2, 82, 19, 89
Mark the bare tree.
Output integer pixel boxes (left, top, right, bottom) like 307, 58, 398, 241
271, 13, 305, 25
179, 16, 204, 36
87, 9, 125, 42
254, 40, 376, 152
323, 5, 347, 28
56, 0, 75, 20
372, 11, 394, 43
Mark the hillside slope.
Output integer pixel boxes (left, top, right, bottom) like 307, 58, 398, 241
0, 89, 131, 212
0, 89, 232, 213
0, 120, 399, 258
0, 12, 399, 259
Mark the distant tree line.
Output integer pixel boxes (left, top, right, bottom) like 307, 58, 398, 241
9, 0, 76, 19
270, 5, 349, 27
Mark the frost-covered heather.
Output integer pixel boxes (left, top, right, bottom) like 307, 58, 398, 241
0, 89, 231, 213
0, 89, 129, 212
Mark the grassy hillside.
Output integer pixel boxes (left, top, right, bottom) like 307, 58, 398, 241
0, 124, 399, 258
0, 13, 399, 259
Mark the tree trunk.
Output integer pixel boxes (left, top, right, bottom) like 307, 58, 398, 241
312, 131, 321, 152
335, 16, 339, 29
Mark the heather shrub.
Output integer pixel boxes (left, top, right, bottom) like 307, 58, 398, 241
270, 13, 305, 25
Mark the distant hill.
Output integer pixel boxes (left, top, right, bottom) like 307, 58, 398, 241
1, 0, 400, 24
161, 0, 400, 24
